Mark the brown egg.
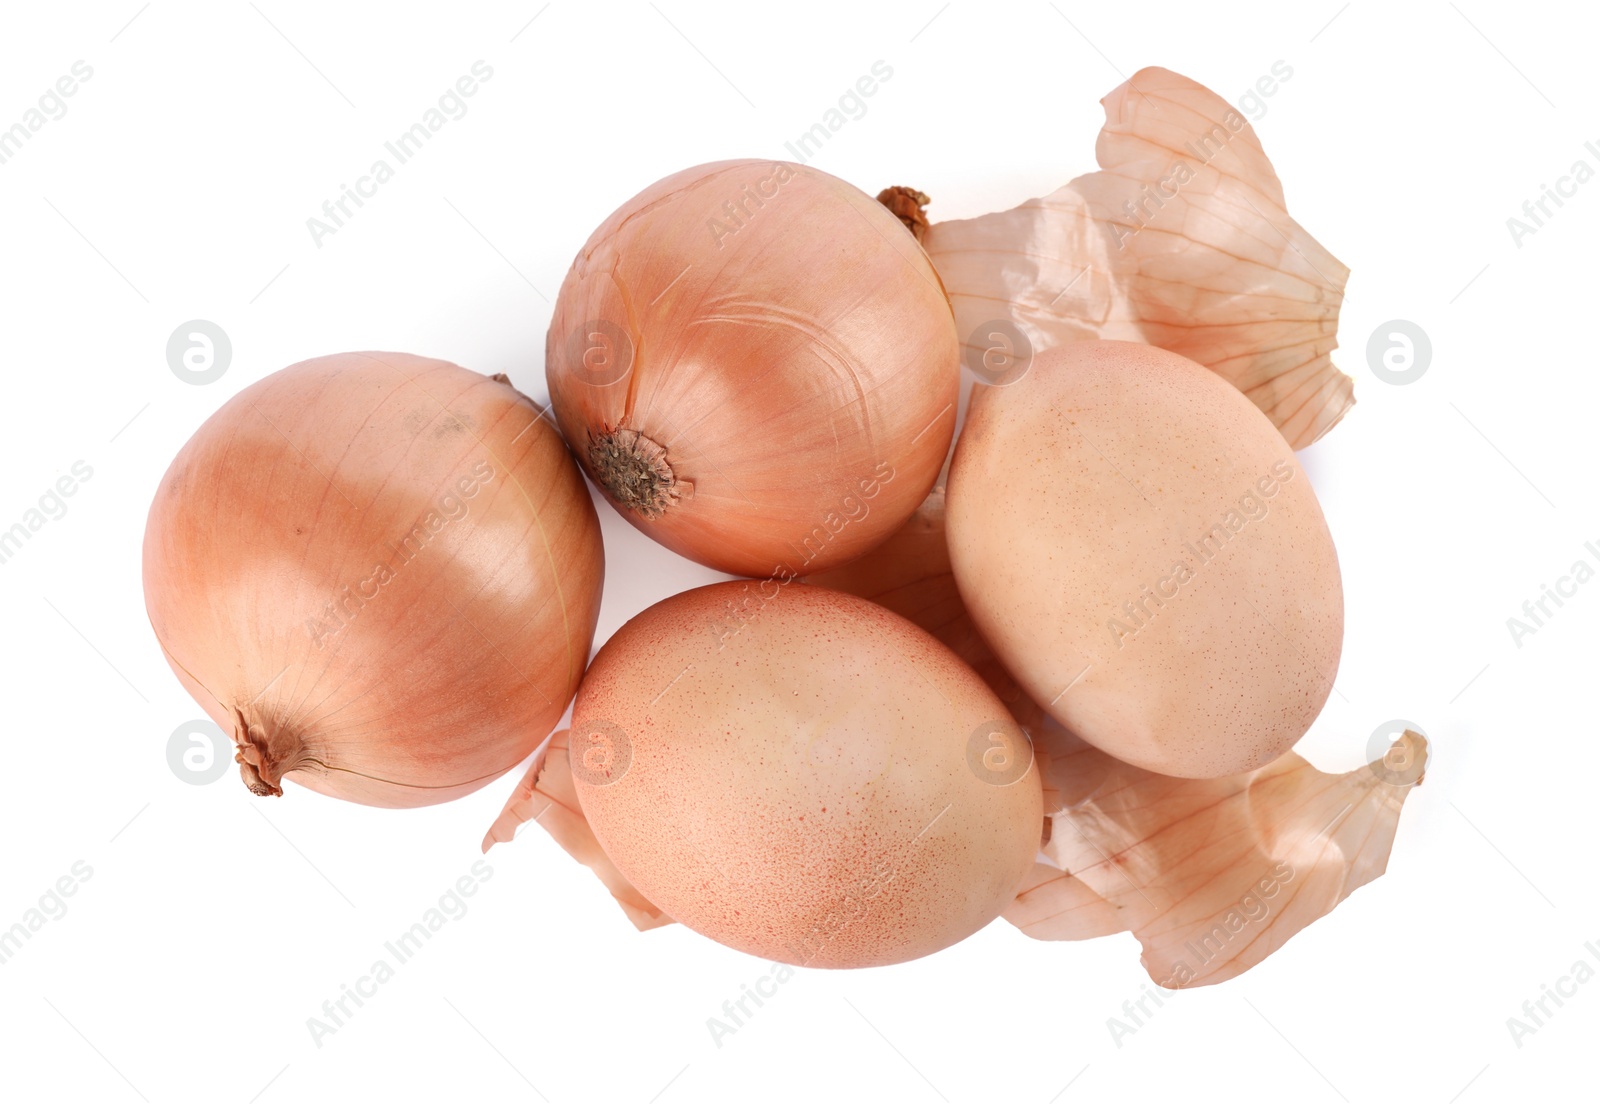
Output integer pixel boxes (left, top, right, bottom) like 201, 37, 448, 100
569, 582, 1043, 968
947, 340, 1343, 778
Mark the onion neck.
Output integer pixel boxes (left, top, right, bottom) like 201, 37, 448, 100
587, 427, 693, 519
876, 186, 930, 243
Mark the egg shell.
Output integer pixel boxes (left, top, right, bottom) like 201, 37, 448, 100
569, 582, 1043, 969
947, 340, 1343, 778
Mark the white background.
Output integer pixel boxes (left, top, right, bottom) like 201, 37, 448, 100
0, 1, 1593, 1103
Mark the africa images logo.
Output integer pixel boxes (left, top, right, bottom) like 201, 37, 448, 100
1105, 460, 1295, 649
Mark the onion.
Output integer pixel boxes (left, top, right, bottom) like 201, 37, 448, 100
545, 160, 959, 577
566, 581, 1042, 968
947, 340, 1342, 778
142, 352, 604, 807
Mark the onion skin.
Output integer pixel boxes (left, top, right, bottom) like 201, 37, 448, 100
923, 67, 1354, 450
546, 160, 959, 577
481, 729, 673, 932
142, 352, 604, 808
947, 341, 1342, 779
568, 582, 1042, 968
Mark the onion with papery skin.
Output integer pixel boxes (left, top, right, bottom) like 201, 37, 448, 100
947, 340, 1343, 779
546, 159, 959, 577
143, 352, 604, 808
565, 581, 1042, 968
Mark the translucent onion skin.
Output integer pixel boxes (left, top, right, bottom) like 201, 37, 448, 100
545, 160, 959, 578
923, 67, 1354, 450
142, 352, 604, 808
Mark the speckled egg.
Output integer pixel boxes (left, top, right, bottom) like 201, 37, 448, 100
568, 582, 1043, 968
946, 340, 1343, 778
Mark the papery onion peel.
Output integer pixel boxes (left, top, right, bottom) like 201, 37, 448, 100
922, 66, 1353, 448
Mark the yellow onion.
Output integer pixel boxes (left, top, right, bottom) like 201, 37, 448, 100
142, 352, 604, 808
545, 160, 959, 577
